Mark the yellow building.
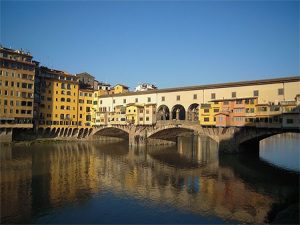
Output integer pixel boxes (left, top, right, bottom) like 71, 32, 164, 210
35, 66, 79, 130
109, 105, 126, 125
199, 102, 220, 126
0, 46, 35, 128
110, 84, 129, 94
126, 104, 144, 125
92, 89, 111, 126
78, 89, 94, 127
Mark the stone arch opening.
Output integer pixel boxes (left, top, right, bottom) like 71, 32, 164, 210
187, 103, 199, 121
148, 126, 195, 142
78, 128, 84, 138
60, 128, 65, 137
157, 105, 170, 120
94, 127, 129, 140
171, 104, 186, 120
72, 128, 78, 136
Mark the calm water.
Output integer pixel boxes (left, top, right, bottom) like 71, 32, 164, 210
0, 133, 299, 224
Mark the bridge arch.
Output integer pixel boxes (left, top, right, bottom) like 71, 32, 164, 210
171, 104, 186, 120
157, 105, 170, 121
187, 103, 199, 121
93, 126, 129, 139
237, 129, 298, 152
148, 126, 195, 142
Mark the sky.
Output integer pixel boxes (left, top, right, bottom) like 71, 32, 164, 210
1, 0, 299, 89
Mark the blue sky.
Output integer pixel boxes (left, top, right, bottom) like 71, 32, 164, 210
1, 1, 299, 89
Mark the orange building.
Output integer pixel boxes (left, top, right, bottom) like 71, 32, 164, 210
0, 46, 35, 129
214, 97, 257, 127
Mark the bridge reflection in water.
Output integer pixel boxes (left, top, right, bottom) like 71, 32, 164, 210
0, 136, 298, 224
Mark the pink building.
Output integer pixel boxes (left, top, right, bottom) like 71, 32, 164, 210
214, 97, 257, 127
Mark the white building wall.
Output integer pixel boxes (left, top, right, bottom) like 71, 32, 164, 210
98, 79, 300, 114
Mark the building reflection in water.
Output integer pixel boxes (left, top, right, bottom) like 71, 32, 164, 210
0, 137, 298, 224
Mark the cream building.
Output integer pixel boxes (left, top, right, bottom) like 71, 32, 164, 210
96, 76, 300, 124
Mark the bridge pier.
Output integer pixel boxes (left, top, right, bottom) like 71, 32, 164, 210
129, 133, 147, 146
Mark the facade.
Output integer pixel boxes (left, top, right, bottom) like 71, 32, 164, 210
78, 89, 94, 127
200, 96, 300, 128
126, 104, 143, 125
109, 105, 126, 125
97, 76, 300, 128
34, 66, 79, 130
210, 97, 258, 127
110, 84, 129, 94
0, 47, 35, 128
97, 82, 111, 91
76, 72, 95, 89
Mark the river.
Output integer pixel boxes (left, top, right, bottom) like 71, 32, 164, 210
0, 133, 299, 224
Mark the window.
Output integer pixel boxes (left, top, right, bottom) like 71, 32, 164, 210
278, 88, 284, 96
213, 108, 219, 113
286, 119, 294, 124
236, 99, 243, 104
176, 95, 180, 101
146, 117, 149, 121
211, 93, 216, 99
135, 98, 138, 103
258, 106, 267, 112
204, 109, 209, 113
193, 94, 197, 100
113, 99, 115, 103
253, 90, 259, 97
148, 97, 151, 102
246, 108, 255, 113
123, 99, 126, 104
232, 92, 236, 98
161, 96, 165, 101
204, 117, 209, 122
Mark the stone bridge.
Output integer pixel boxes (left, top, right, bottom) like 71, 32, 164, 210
15, 120, 298, 153
91, 120, 300, 153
